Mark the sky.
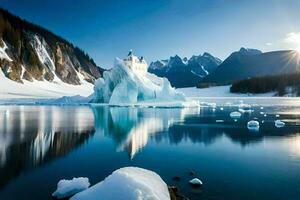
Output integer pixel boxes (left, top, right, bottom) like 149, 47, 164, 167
1, 0, 300, 68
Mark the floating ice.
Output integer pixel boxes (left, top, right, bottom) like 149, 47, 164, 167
238, 103, 253, 113
71, 167, 170, 200
220, 107, 224, 111
275, 120, 285, 128
189, 178, 203, 186
247, 120, 260, 131
276, 114, 280, 118
230, 111, 242, 119
52, 177, 90, 199
260, 106, 264, 110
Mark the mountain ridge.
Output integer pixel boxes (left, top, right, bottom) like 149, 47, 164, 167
148, 52, 221, 88
0, 8, 104, 85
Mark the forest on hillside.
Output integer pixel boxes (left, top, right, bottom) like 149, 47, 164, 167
230, 73, 300, 96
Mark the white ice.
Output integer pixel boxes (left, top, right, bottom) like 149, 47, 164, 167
91, 58, 197, 107
52, 177, 90, 199
230, 111, 242, 119
70, 167, 170, 200
247, 120, 260, 131
275, 120, 285, 128
189, 178, 203, 186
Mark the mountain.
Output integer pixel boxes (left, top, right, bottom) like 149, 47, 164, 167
148, 53, 221, 88
0, 8, 104, 85
201, 48, 300, 85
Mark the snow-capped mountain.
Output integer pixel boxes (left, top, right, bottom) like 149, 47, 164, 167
148, 53, 221, 88
202, 47, 300, 85
0, 8, 103, 87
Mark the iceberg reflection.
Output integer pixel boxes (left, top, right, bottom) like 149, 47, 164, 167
92, 106, 200, 158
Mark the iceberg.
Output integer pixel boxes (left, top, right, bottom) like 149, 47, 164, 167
91, 58, 191, 106
52, 177, 90, 199
189, 178, 203, 187
70, 167, 170, 200
247, 120, 260, 132
275, 120, 285, 128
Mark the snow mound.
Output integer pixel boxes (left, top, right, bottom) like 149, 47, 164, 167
52, 177, 90, 199
71, 167, 170, 200
91, 58, 187, 106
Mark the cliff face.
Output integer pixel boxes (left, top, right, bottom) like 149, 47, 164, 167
0, 8, 104, 85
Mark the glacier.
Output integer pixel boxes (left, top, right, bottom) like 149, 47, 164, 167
90, 58, 195, 107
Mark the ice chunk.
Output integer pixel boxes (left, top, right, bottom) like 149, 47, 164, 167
230, 111, 242, 119
238, 103, 253, 113
52, 177, 90, 199
189, 178, 203, 186
71, 167, 170, 200
91, 58, 186, 105
247, 120, 260, 131
275, 120, 285, 128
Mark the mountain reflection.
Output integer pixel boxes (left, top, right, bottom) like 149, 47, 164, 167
0, 106, 95, 188
92, 106, 300, 158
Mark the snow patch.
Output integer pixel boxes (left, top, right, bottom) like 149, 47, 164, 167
0, 40, 12, 62
71, 167, 170, 200
31, 34, 55, 71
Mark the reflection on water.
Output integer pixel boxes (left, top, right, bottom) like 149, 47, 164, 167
1, 103, 300, 200
0, 106, 95, 188
92, 106, 200, 158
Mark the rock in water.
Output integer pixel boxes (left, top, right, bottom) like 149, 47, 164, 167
275, 120, 285, 128
247, 120, 260, 131
71, 167, 170, 200
189, 178, 203, 187
52, 177, 90, 199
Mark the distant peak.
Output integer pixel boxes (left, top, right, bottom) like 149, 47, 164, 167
238, 47, 262, 55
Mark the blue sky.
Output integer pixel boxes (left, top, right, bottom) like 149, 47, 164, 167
1, 0, 300, 68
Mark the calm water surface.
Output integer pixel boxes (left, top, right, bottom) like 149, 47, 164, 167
1, 99, 300, 200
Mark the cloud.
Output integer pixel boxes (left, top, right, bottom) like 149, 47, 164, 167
283, 32, 300, 45
265, 42, 272, 46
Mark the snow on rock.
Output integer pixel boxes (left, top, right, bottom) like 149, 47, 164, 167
275, 120, 285, 128
247, 120, 260, 131
0, 40, 12, 62
71, 167, 170, 200
189, 178, 203, 187
52, 177, 90, 199
31, 34, 55, 71
230, 111, 242, 119
91, 58, 188, 106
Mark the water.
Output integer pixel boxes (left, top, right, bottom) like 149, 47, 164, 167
1, 99, 300, 200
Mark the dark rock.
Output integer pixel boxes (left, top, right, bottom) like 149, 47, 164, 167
168, 186, 190, 200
